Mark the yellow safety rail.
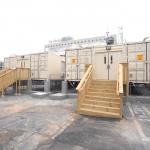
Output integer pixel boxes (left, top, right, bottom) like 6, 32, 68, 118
0, 68, 30, 96
0, 68, 12, 77
117, 63, 129, 102
76, 65, 93, 110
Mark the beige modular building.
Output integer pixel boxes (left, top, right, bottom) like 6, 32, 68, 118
65, 40, 150, 83
4, 52, 65, 81
4, 56, 16, 69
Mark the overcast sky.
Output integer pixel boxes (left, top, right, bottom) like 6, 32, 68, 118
0, 0, 150, 60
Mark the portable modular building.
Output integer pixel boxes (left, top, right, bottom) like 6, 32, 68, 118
30, 52, 65, 80
4, 56, 16, 69
4, 52, 65, 81
16, 55, 30, 69
65, 40, 150, 83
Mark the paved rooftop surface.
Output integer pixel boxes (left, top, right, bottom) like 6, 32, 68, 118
0, 93, 150, 150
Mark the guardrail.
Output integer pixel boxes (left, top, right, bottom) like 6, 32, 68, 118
117, 63, 129, 102
76, 65, 93, 110
0, 68, 30, 96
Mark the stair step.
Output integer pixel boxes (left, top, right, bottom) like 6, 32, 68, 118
82, 104, 120, 113
87, 92, 119, 98
90, 85, 116, 90
85, 95, 120, 103
78, 108, 121, 118
83, 99, 120, 108
88, 88, 116, 93
92, 80, 117, 84
91, 83, 117, 86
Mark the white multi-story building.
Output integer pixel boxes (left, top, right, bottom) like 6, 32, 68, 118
44, 35, 117, 55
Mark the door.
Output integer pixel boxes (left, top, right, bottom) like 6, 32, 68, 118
66, 50, 78, 80
95, 52, 108, 80
66, 48, 92, 80
128, 43, 146, 82
95, 50, 122, 80
39, 53, 48, 79
30, 54, 39, 79
78, 48, 92, 79
109, 51, 122, 80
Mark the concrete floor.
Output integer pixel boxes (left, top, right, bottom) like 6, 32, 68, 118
0, 94, 79, 150
0, 93, 150, 150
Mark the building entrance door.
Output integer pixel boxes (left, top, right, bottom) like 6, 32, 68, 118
95, 50, 122, 80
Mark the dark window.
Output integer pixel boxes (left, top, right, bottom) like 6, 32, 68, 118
51, 46, 52, 47
111, 55, 113, 64
68, 43, 69, 45
85, 41, 86, 42
96, 39, 97, 41
59, 44, 60, 46
78, 42, 79, 43
81, 41, 83, 43
88, 40, 90, 42
92, 40, 94, 41
104, 56, 106, 64
74, 42, 76, 44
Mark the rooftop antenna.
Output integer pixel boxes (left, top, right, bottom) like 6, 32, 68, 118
118, 26, 123, 44
106, 23, 109, 38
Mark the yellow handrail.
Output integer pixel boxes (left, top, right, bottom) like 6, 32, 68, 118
76, 64, 93, 110
0, 68, 30, 96
76, 65, 93, 91
116, 63, 129, 102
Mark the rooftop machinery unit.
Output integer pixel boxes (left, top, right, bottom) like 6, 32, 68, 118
65, 40, 150, 84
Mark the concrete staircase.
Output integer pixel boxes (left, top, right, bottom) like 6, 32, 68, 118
78, 80, 122, 119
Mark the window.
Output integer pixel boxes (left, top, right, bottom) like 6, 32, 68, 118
68, 43, 69, 45
56, 45, 57, 46
71, 43, 73, 44
78, 42, 79, 43
48, 46, 49, 48
100, 39, 101, 40
51, 46, 52, 47
21, 62, 22, 68
96, 39, 97, 41
65, 44, 66, 45
24, 62, 25, 67
104, 56, 106, 64
74, 42, 76, 44
81, 41, 83, 43
85, 41, 86, 42
92, 40, 94, 42
111, 55, 113, 64
62, 44, 63, 46
59, 44, 60, 46
88, 40, 90, 42
53, 45, 55, 47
